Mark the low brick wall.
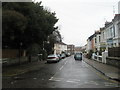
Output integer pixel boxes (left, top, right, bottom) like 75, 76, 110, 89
2, 57, 28, 67
106, 57, 120, 68
2, 49, 19, 58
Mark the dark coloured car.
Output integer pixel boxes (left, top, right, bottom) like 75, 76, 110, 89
74, 53, 82, 61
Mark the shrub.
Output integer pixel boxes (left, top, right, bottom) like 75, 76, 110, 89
86, 50, 93, 59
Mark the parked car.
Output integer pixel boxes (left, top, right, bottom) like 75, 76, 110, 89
65, 53, 70, 57
74, 53, 82, 61
61, 53, 66, 59
57, 54, 62, 60
67, 53, 71, 56
47, 54, 59, 63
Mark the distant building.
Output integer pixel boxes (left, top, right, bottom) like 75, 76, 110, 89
54, 42, 67, 54
67, 44, 75, 55
74, 46, 82, 53
81, 44, 87, 53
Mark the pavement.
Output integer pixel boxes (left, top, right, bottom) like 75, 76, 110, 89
2, 57, 120, 83
2, 60, 46, 77
83, 58, 120, 82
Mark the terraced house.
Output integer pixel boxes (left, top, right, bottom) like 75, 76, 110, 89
86, 14, 120, 67
54, 42, 67, 55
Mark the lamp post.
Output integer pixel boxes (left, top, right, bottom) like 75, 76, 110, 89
43, 41, 44, 50
19, 42, 22, 65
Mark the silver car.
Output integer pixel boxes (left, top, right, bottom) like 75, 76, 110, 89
47, 54, 59, 63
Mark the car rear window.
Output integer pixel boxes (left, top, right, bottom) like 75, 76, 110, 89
76, 54, 81, 57
48, 55, 56, 57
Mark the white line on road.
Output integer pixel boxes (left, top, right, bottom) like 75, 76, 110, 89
52, 79, 61, 82
59, 66, 64, 70
68, 79, 81, 82
66, 80, 79, 83
49, 77, 53, 80
64, 61, 68, 65
59, 60, 68, 70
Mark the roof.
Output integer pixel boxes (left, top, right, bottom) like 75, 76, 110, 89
105, 21, 112, 28
88, 34, 95, 41
113, 14, 120, 22
55, 42, 67, 45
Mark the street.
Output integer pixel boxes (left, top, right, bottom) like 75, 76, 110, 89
2, 55, 119, 88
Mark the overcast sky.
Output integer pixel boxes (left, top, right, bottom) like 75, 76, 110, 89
35, 0, 119, 46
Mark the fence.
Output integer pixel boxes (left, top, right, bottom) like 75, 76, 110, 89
2, 49, 39, 67
92, 51, 120, 68
108, 47, 120, 57
92, 53, 102, 62
2, 57, 28, 66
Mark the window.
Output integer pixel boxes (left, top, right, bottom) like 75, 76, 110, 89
103, 32, 104, 39
99, 36, 101, 42
110, 27, 113, 37
113, 25, 115, 37
95, 38, 97, 43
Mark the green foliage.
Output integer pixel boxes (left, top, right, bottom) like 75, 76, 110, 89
2, 2, 60, 55
86, 50, 93, 59
26, 43, 42, 56
2, 10, 27, 49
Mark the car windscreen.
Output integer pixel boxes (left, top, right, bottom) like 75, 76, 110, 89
76, 54, 81, 57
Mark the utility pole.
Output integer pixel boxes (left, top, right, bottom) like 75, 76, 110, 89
19, 42, 22, 65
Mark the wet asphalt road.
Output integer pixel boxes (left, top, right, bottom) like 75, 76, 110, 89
2, 55, 119, 88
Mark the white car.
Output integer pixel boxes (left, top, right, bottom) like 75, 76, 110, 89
47, 54, 59, 63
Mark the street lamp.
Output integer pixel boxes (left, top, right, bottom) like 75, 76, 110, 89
19, 42, 22, 65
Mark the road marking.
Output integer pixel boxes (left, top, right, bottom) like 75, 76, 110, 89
49, 77, 53, 80
33, 78, 37, 80
59, 66, 64, 70
66, 80, 78, 83
49, 77, 64, 81
64, 61, 68, 65
68, 79, 81, 82
53, 79, 61, 82
104, 82, 119, 87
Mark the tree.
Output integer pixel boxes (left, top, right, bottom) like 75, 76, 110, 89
2, 2, 60, 57
2, 10, 27, 49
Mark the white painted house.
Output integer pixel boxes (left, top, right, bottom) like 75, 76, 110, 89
54, 42, 67, 54
113, 14, 120, 47
94, 31, 101, 51
100, 27, 106, 50
99, 14, 120, 50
